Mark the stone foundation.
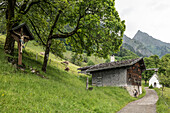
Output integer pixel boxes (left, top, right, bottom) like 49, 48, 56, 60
126, 85, 142, 97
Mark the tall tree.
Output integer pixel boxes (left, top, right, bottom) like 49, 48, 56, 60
158, 54, 170, 88
144, 54, 170, 87
143, 55, 160, 84
37, 0, 126, 72
150, 55, 160, 68
1, 0, 125, 72
0, 2, 6, 35
4, 0, 16, 57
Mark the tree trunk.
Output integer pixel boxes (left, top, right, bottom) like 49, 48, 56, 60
41, 12, 61, 72
145, 80, 147, 85
42, 38, 52, 72
4, 0, 16, 58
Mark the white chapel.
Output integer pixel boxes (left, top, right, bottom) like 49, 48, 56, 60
149, 72, 162, 88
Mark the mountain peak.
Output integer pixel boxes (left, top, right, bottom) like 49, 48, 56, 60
137, 30, 142, 33
135, 30, 143, 35
122, 35, 153, 57
133, 30, 149, 40
132, 30, 170, 57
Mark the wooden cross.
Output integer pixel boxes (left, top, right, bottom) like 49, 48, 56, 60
12, 28, 29, 65
11, 23, 34, 66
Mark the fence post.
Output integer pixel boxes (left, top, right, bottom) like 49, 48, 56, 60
36, 53, 38, 61
86, 77, 89, 90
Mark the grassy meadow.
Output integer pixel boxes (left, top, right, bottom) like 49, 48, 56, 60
0, 35, 137, 112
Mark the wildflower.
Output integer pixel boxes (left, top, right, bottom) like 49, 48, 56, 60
2, 94, 4, 96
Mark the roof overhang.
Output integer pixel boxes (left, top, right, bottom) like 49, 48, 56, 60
86, 57, 145, 72
11, 23, 34, 40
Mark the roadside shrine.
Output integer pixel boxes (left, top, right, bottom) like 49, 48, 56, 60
11, 23, 34, 65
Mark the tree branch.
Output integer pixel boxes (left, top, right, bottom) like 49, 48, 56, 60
0, 7, 6, 10
19, 0, 41, 15
26, 15, 46, 46
0, 2, 5, 7
37, 4, 48, 15
76, 32, 86, 49
42, 0, 58, 10
0, 2, 6, 10
58, 29, 68, 34
52, 13, 83, 39
51, 3, 92, 39
18, 0, 29, 14
48, 10, 62, 38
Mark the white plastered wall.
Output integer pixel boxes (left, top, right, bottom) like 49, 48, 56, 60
149, 73, 162, 88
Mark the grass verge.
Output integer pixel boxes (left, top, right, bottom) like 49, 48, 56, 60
155, 87, 170, 113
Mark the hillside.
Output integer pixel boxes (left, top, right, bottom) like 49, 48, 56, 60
122, 35, 153, 57
0, 35, 136, 112
63, 47, 139, 67
113, 46, 139, 61
133, 30, 170, 57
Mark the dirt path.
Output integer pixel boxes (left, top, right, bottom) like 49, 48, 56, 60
117, 87, 158, 113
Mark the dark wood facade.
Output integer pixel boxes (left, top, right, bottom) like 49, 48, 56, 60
127, 62, 143, 86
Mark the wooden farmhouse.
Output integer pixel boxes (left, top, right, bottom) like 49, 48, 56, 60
78, 58, 146, 97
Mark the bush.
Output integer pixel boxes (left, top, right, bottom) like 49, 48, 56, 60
87, 60, 95, 66
83, 56, 89, 63
149, 84, 154, 89
105, 59, 110, 63
74, 60, 82, 66
70, 54, 82, 66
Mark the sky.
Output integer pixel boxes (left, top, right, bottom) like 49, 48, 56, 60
115, 0, 170, 43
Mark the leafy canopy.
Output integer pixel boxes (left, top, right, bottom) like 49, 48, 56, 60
158, 54, 170, 87
25, 0, 125, 59
143, 54, 170, 87
143, 55, 160, 82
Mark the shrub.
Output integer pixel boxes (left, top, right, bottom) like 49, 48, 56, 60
87, 60, 95, 66
149, 84, 154, 89
105, 59, 110, 63
83, 56, 89, 63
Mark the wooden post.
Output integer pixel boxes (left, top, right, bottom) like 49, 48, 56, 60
86, 77, 89, 90
18, 42, 22, 65
49, 59, 51, 64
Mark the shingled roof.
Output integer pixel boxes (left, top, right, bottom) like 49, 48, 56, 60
77, 65, 92, 71
11, 23, 34, 40
78, 57, 145, 72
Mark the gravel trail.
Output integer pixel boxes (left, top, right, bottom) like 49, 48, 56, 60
117, 87, 158, 113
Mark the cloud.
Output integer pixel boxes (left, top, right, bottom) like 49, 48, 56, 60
120, 7, 134, 17
115, 0, 170, 43
148, 0, 170, 11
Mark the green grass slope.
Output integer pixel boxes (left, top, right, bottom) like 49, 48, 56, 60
0, 35, 136, 112
155, 87, 170, 113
